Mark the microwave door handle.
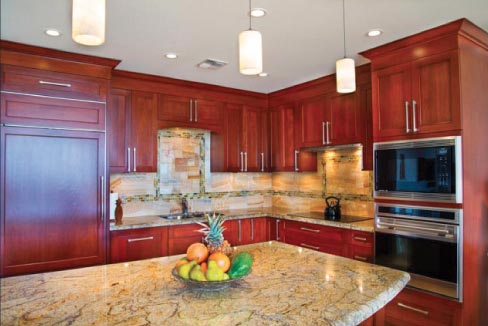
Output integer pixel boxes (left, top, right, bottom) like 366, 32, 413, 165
377, 221, 450, 235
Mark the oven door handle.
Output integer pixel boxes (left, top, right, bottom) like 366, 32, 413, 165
377, 221, 450, 235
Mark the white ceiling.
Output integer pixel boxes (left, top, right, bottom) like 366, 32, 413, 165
2, 0, 488, 93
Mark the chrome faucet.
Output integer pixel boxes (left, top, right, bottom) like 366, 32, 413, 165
182, 198, 188, 215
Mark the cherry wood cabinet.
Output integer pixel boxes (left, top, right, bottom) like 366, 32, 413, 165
167, 223, 203, 256
370, 51, 460, 141
0, 127, 106, 276
158, 94, 223, 131
267, 218, 286, 242
223, 218, 268, 246
108, 89, 158, 173
346, 229, 374, 263
110, 227, 168, 263
222, 104, 268, 172
375, 288, 461, 326
269, 105, 317, 172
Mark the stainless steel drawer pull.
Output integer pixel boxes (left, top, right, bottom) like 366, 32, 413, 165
261, 152, 264, 172
322, 121, 326, 145
405, 101, 411, 133
353, 236, 368, 242
194, 100, 198, 122
276, 219, 280, 240
397, 302, 429, 315
353, 255, 368, 261
300, 227, 320, 233
244, 152, 248, 172
127, 147, 131, 172
238, 219, 242, 242
412, 100, 419, 132
294, 150, 299, 171
300, 243, 320, 250
133, 147, 137, 172
325, 121, 331, 144
39, 80, 72, 88
189, 99, 193, 121
128, 236, 154, 243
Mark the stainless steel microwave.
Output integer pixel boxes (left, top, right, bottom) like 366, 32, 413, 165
373, 136, 462, 203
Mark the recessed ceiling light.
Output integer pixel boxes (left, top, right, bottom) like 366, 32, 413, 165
250, 8, 267, 18
258, 72, 268, 77
164, 53, 178, 59
367, 29, 383, 37
45, 29, 61, 37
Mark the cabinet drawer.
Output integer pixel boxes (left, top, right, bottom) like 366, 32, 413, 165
348, 245, 374, 263
348, 230, 374, 247
285, 220, 346, 243
168, 223, 203, 256
110, 228, 167, 263
1, 65, 107, 101
1, 93, 105, 130
381, 288, 461, 326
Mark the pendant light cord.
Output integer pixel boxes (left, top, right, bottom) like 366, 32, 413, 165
249, 0, 252, 30
342, 0, 346, 58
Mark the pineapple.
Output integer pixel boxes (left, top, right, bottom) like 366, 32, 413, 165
197, 213, 232, 255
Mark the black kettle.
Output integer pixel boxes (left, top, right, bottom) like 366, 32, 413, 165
324, 196, 341, 220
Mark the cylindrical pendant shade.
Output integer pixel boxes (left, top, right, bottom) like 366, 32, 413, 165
336, 58, 356, 93
239, 29, 263, 75
72, 0, 106, 46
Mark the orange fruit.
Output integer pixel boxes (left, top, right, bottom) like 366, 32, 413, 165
175, 259, 188, 271
201, 261, 208, 274
186, 243, 209, 263
208, 252, 231, 272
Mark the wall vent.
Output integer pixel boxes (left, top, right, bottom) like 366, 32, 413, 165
196, 58, 228, 70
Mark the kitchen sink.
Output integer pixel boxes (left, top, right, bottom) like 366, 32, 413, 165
160, 212, 223, 220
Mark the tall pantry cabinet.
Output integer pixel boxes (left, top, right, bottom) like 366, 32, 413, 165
0, 41, 120, 276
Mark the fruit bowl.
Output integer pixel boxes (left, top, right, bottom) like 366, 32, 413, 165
171, 267, 251, 291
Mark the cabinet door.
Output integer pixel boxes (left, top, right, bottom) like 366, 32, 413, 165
260, 110, 270, 172
243, 106, 263, 172
131, 91, 157, 172
250, 217, 268, 243
110, 228, 167, 263
222, 219, 239, 246
411, 51, 461, 134
268, 218, 285, 242
1, 127, 105, 276
168, 224, 203, 256
158, 94, 191, 123
372, 63, 411, 140
108, 88, 131, 173
270, 105, 296, 172
327, 91, 361, 145
297, 95, 327, 147
193, 98, 224, 127
224, 104, 243, 172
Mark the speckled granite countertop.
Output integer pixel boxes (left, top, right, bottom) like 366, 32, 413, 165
1, 241, 408, 326
111, 207, 375, 233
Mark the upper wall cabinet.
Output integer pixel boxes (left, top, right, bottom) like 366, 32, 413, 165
158, 94, 223, 131
370, 51, 460, 141
108, 89, 157, 173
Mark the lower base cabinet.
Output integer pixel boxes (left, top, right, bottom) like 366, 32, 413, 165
167, 224, 203, 256
375, 288, 461, 326
110, 227, 168, 263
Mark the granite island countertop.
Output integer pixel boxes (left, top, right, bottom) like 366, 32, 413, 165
111, 207, 375, 233
1, 242, 409, 326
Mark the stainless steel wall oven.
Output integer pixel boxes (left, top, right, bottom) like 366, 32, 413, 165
374, 203, 462, 301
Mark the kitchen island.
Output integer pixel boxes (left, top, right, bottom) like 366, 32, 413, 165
1, 241, 409, 326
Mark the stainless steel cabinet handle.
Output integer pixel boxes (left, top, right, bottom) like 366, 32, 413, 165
377, 222, 450, 234
326, 121, 331, 144
194, 100, 198, 122
251, 219, 254, 241
300, 243, 320, 250
100, 176, 105, 221
397, 302, 429, 316
244, 152, 248, 172
189, 99, 193, 122
133, 147, 137, 172
128, 236, 154, 243
276, 219, 280, 241
294, 150, 299, 171
39, 80, 72, 88
300, 227, 320, 233
405, 101, 411, 133
353, 255, 368, 261
353, 236, 368, 242
127, 147, 131, 172
240, 152, 244, 172
261, 152, 264, 172
412, 100, 418, 132
322, 121, 326, 145
238, 219, 242, 242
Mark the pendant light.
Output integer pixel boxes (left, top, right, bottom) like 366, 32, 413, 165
336, 0, 356, 93
239, 0, 263, 75
72, 0, 106, 46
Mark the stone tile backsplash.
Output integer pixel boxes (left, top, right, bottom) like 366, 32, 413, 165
110, 129, 373, 218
